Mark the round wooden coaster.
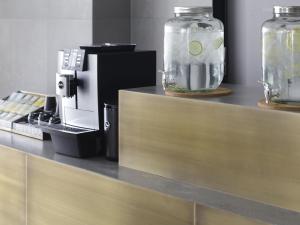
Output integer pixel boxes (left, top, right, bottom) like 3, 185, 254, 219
165, 87, 232, 98
257, 99, 300, 112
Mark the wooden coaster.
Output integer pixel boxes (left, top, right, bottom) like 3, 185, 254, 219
165, 87, 232, 98
257, 99, 300, 112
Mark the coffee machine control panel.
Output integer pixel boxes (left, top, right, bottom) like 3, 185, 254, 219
62, 49, 86, 71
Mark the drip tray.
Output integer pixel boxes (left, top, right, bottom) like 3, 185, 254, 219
40, 123, 94, 134
37, 123, 102, 158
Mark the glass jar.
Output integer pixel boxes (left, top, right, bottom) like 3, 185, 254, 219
163, 6, 224, 92
262, 6, 300, 103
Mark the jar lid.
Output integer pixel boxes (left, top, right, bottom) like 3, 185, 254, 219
273, 6, 300, 14
174, 6, 212, 15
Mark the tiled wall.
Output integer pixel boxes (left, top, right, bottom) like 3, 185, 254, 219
130, 0, 212, 84
0, 0, 214, 97
0, 0, 93, 97
0, 0, 130, 97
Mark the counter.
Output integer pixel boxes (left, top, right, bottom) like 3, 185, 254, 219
1, 84, 300, 225
0, 129, 299, 224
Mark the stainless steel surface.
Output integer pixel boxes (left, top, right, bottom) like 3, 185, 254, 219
104, 104, 118, 161
258, 80, 273, 104
174, 6, 212, 15
57, 51, 99, 130
273, 6, 300, 15
128, 84, 264, 107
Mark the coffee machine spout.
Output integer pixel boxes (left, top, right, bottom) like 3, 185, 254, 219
56, 73, 77, 98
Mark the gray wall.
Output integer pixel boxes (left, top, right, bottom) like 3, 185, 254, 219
0, 0, 93, 97
228, 0, 300, 86
130, 0, 212, 84
4, 0, 292, 96
0, 0, 130, 97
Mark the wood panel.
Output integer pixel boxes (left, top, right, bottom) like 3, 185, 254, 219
196, 205, 269, 225
27, 155, 194, 225
119, 90, 300, 212
0, 145, 26, 225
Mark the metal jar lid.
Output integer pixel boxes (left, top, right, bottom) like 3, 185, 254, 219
273, 6, 300, 15
174, 6, 212, 15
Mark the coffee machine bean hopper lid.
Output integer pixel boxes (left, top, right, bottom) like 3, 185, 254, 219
80, 43, 136, 54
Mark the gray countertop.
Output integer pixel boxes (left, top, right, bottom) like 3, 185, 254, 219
1, 84, 300, 225
129, 84, 265, 107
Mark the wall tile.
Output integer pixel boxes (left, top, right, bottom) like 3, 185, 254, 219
0, 20, 12, 97
0, 0, 15, 19
0, 0, 132, 96
47, 0, 93, 20
14, 0, 48, 19
10, 19, 47, 94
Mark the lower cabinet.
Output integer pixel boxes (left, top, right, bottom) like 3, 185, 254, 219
27, 155, 194, 225
0, 146, 273, 225
0, 145, 26, 225
196, 205, 269, 225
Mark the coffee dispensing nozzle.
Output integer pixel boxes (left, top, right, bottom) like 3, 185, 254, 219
56, 73, 77, 98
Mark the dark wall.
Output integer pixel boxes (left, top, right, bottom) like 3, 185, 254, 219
93, 0, 130, 44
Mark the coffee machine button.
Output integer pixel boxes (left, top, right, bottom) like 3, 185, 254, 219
58, 81, 64, 89
104, 121, 110, 131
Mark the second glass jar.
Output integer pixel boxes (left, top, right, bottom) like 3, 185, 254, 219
262, 6, 300, 103
163, 6, 225, 92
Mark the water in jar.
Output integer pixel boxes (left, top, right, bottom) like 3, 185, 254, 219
164, 14, 224, 92
262, 14, 300, 102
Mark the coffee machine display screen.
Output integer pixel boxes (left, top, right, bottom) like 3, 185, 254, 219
62, 49, 86, 71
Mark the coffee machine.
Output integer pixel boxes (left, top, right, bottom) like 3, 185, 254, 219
40, 44, 156, 158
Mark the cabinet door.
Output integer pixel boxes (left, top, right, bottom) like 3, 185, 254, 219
27, 155, 194, 225
0, 145, 26, 225
196, 205, 269, 225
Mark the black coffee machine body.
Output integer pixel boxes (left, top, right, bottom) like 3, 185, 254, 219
42, 44, 156, 158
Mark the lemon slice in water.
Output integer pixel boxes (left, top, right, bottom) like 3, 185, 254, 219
287, 28, 300, 52
213, 37, 224, 49
189, 40, 203, 56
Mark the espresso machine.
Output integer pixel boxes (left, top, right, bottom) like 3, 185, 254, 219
40, 44, 156, 158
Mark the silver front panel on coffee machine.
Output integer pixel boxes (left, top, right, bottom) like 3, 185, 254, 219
56, 51, 99, 130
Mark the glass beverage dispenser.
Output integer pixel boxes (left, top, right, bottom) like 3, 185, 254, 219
262, 6, 300, 103
163, 7, 225, 93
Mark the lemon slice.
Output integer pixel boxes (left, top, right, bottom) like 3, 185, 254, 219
263, 31, 279, 64
287, 28, 300, 52
189, 40, 203, 56
213, 37, 224, 49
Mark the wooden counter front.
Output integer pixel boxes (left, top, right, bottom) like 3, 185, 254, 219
27, 155, 194, 225
0, 145, 26, 225
0, 144, 270, 225
119, 89, 300, 213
